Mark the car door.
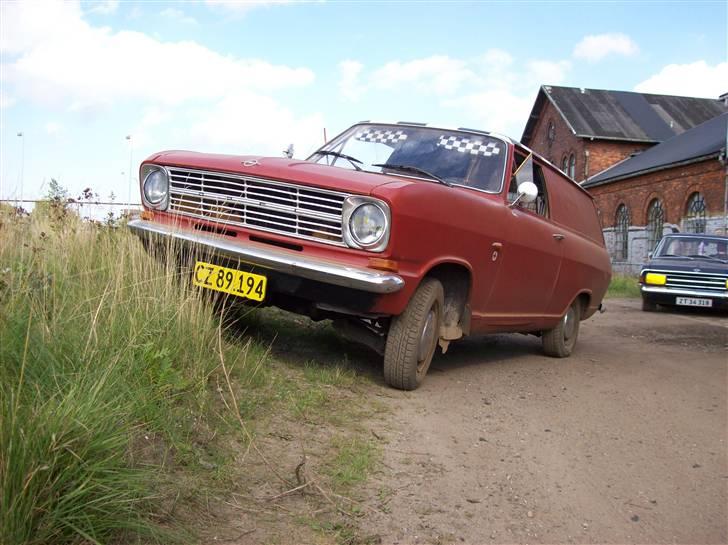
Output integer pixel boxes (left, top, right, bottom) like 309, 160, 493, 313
483, 154, 563, 324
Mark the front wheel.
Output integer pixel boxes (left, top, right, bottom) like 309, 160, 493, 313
383, 278, 444, 390
542, 299, 581, 357
641, 298, 658, 312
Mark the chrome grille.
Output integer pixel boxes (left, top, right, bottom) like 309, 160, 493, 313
662, 270, 728, 294
167, 167, 348, 246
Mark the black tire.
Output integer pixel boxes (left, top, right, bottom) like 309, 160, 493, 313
542, 299, 581, 358
383, 278, 444, 390
641, 298, 658, 312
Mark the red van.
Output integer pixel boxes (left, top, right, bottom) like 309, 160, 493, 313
129, 122, 611, 389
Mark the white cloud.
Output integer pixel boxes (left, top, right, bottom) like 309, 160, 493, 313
2, 1, 314, 111
573, 33, 639, 62
178, 91, 326, 157
338, 60, 364, 101
371, 55, 474, 96
205, 0, 296, 15
526, 60, 571, 87
85, 0, 119, 15
160, 7, 198, 25
337, 49, 571, 137
443, 91, 534, 138
634, 60, 728, 99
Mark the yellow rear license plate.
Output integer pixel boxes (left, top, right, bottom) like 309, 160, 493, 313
193, 261, 267, 302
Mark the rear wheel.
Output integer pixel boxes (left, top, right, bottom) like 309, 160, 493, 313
542, 299, 581, 357
383, 278, 444, 390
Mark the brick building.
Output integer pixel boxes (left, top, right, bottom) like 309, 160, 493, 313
521, 85, 727, 273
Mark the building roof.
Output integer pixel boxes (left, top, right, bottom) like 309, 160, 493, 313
582, 112, 727, 187
521, 85, 726, 145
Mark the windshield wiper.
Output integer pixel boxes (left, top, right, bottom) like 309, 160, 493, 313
659, 254, 694, 259
317, 150, 363, 171
688, 254, 728, 263
373, 163, 452, 187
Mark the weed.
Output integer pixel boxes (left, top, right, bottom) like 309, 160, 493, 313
325, 437, 379, 490
606, 274, 641, 298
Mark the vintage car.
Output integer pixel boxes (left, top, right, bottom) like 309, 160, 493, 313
639, 233, 728, 312
129, 122, 611, 390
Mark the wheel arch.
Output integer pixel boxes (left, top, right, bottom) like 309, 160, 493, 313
423, 260, 473, 337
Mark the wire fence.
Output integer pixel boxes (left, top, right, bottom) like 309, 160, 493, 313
0, 199, 142, 221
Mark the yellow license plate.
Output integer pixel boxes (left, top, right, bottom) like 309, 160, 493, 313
193, 261, 267, 302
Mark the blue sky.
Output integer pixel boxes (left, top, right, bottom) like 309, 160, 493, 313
1, 0, 726, 206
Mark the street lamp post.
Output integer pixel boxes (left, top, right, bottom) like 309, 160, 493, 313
17, 132, 25, 206
126, 135, 133, 205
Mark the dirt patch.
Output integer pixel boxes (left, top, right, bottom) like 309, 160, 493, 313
205, 301, 726, 544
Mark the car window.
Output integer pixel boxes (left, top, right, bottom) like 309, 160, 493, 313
507, 153, 549, 218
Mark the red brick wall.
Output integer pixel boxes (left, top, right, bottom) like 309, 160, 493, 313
527, 100, 653, 181
586, 159, 724, 228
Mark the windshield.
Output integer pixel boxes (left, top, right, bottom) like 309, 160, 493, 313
656, 236, 728, 260
308, 124, 507, 193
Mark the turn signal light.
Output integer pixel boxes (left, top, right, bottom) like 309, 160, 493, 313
368, 258, 399, 272
644, 273, 667, 286
140, 210, 154, 221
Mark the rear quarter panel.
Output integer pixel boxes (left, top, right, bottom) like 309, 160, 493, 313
543, 167, 612, 319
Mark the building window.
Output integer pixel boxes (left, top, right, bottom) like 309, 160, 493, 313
547, 121, 555, 144
684, 192, 707, 233
647, 199, 665, 251
561, 156, 568, 173
568, 153, 576, 179
614, 204, 630, 261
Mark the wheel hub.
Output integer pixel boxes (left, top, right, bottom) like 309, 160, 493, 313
563, 307, 577, 341
418, 310, 436, 362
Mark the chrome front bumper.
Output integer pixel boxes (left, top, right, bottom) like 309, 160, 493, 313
641, 286, 728, 299
128, 218, 405, 294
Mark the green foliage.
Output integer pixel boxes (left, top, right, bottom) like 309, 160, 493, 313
606, 274, 641, 298
0, 212, 269, 544
325, 437, 379, 489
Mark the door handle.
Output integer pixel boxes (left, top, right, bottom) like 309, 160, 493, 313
552, 234, 565, 241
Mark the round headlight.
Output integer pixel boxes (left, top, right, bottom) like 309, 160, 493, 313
143, 169, 168, 205
349, 203, 386, 246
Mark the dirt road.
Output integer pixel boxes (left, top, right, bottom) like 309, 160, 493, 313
361, 299, 727, 544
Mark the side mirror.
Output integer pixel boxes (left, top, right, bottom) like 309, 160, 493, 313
648, 251, 653, 259
509, 181, 538, 207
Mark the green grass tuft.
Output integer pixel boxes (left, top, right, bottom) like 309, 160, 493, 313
0, 209, 268, 543
325, 437, 379, 490
606, 274, 641, 298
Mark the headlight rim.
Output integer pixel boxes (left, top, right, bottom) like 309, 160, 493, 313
140, 164, 169, 211
342, 196, 390, 252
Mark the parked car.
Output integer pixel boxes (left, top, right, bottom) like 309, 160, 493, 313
129, 122, 611, 389
639, 233, 728, 312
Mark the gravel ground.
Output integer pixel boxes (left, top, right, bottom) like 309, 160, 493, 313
362, 298, 727, 544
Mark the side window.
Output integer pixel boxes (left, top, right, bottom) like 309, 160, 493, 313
507, 153, 549, 218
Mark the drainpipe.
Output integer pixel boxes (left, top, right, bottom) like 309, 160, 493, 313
721, 148, 728, 235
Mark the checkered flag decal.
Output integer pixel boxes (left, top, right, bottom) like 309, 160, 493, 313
355, 129, 408, 145
437, 136, 501, 157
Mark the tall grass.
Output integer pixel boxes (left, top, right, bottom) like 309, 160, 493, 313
0, 207, 266, 544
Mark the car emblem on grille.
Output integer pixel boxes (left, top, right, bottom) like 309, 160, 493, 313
693, 268, 701, 272
243, 159, 260, 167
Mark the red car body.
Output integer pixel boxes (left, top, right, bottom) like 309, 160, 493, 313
130, 122, 611, 389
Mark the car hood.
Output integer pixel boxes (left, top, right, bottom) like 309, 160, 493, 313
147, 151, 411, 196
645, 256, 728, 274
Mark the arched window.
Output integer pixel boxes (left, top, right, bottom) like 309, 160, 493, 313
547, 121, 555, 144
568, 153, 576, 179
647, 199, 665, 251
684, 192, 707, 233
614, 204, 630, 261
561, 156, 568, 173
